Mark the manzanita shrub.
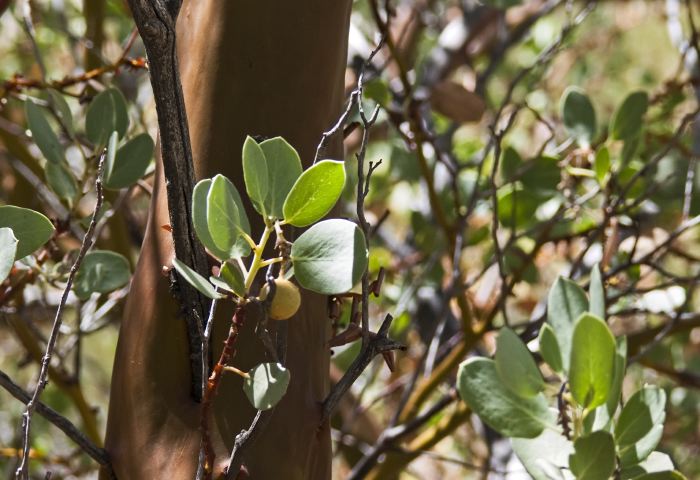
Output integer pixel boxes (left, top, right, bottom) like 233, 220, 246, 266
173, 136, 367, 410
457, 265, 684, 480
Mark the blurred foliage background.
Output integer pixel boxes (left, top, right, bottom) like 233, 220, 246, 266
1, 0, 700, 478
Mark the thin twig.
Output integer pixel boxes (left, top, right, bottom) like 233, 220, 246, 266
15, 152, 106, 480
0, 369, 116, 479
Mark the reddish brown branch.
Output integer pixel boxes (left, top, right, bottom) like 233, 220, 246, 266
199, 305, 247, 479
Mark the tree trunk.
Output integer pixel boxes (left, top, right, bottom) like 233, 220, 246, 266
102, 1, 352, 478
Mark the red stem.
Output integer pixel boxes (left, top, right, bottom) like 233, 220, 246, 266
200, 305, 247, 478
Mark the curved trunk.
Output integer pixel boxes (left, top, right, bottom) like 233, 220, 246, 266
102, 1, 352, 478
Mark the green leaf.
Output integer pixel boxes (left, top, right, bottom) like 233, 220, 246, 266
594, 147, 611, 184
611, 91, 648, 141
569, 313, 616, 409
291, 219, 368, 295
283, 160, 346, 227
74, 250, 130, 300
607, 337, 627, 416
500, 146, 522, 182
538, 323, 563, 374
560, 86, 596, 147
206, 174, 251, 259
25, 100, 64, 164
259, 137, 302, 218
86, 88, 129, 146
631, 472, 686, 480
547, 277, 588, 372
616, 386, 666, 449
589, 264, 605, 319
457, 357, 555, 438
171, 257, 224, 300
0, 228, 18, 282
217, 261, 246, 297
243, 362, 291, 410
0, 206, 55, 259
495, 327, 545, 398
569, 431, 616, 480
192, 179, 231, 260
47, 89, 74, 136
512, 429, 573, 480
45, 161, 78, 203
104, 133, 154, 190
242, 136, 269, 216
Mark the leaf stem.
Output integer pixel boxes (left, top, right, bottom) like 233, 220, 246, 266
244, 225, 273, 291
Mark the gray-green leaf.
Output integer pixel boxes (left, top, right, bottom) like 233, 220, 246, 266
560, 86, 596, 147
569, 313, 616, 409
47, 89, 74, 136
538, 323, 563, 374
616, 386, 666, 449
0, 228, 18, 282
206, 174, 251, 259
242, 136, 269, 216
512, 429, 574, 480
291, 219, 368, 295
86, 88, 129, 146
0, 206, 55, 259
104, 133, 154, 190
243, 362, 291, 410
547, 277, 588, 372
74, 250, 130, 300
569, 431, 616, 480
192, 179, 231, 260
495, 327, 545, 398
172, 257, 224, 300
45, 161, 79, 203
26, 100, 64, 164
259, 137, 302, 218
217, 260, 246, 297
457, 357, 555, 438
283, 160, 345, 227
611, 91, 648, 141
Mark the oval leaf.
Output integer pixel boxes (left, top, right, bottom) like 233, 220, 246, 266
26, 100, 64, 164
616, 386, 666, 449
0, 206, 55, 259
547, 277, 588, 372
291, 219, 368, 295
560, 86, 596, 147
259, 137, 302, 218
457, 357, 554, 438
569, 313, 616, 409
512, 429, 574, 480
86, 88, 129, 146
104, 133, 154, 190
206, 174, 251, 259
538, 323, 563, 374
192, 179, 231, 260
219, 261, 246, 297
495, 328, 545, 398
172, 257, 224, 300
45, 161, 78, 203
47, 89, 74, 136
283, 160, 346, 227
74, 250, 130, 300
243, 362, 290, 410
0, 228, 18, 282
242, 136, 269, 216
611, 91, 648, 141
569, 431, 616, 480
